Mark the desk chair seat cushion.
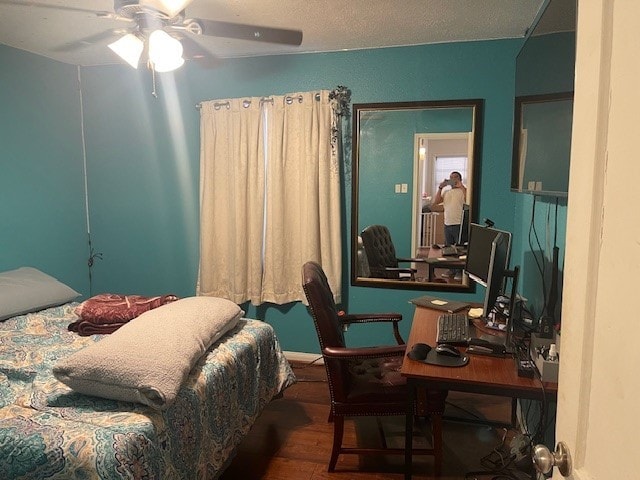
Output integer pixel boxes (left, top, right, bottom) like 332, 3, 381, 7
346, 357, 405, 399
344, 358, 447, 416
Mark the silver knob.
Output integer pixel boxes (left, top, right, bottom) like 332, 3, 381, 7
532, 441, 572, 476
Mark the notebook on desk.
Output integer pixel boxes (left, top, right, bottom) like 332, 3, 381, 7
409, 295, 470, 313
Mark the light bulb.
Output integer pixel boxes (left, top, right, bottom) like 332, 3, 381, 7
108, 34, 144, 68
148, 30, 185, 72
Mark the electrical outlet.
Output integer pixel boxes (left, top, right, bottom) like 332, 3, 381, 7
394, 184, 401, 193
401, 183, 408, 193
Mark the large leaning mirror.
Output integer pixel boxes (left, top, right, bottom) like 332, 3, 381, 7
351, 99, 483, 291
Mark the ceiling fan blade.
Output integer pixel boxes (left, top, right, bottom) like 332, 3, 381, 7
51, 30, 123, 53
0, 0, 110, 16
179, 35, 220, 68
196, 19, 303, 46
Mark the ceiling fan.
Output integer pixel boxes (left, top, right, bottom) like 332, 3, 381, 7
106, 0, 303, 71
53, 0, 304, 71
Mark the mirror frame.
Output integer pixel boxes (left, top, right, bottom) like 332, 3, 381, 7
351, 99, 483, 291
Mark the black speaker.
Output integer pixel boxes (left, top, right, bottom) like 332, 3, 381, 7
538, 315, 554, 339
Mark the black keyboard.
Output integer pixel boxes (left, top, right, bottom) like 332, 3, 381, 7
436, 313, 470, 345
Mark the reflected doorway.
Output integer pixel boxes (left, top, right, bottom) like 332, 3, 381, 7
411, 133, 472, 254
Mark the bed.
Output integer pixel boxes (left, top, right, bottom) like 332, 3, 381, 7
0, 300, 296, 479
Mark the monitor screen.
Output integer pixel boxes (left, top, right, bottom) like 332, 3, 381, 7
464, 223, 512, 286
457, 204, 470, 245
483, 232, 510, 319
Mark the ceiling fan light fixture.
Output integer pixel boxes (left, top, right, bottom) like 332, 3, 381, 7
152, 55, 185, 72
148, 29, 185, 72
108, 33, 144, 68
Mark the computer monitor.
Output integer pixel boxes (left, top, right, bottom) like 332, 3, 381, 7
457, 204, 470, 245
464, 223, 512, 287
483, 232, 510, 319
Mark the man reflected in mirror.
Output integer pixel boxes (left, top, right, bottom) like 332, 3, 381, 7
432, 171, 467, 246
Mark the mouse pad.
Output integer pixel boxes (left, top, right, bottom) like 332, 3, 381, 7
408, 350, 469, 367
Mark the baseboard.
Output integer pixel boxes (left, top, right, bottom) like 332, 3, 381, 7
283, 351, 324, 365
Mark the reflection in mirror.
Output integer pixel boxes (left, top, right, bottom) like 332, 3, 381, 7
512, 93, 573, 196
351, 99, 483, 291
511, 0, 575, 196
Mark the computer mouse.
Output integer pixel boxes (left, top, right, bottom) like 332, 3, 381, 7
407, 342, 432, 361
435, 344, 462, 358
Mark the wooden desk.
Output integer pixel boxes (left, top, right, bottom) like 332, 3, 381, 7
415, 247, 466, 282
401, 306, 558, 478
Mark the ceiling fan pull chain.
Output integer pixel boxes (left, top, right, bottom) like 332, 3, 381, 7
151, 66, 158, 98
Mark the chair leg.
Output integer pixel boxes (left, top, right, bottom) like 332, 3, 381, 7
328, 416, 344, 472
431, 413, 443, 477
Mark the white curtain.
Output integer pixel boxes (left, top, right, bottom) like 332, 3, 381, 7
197, 90, 342, 305
197, 98, 265, 304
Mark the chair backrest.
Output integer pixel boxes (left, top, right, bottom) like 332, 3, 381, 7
356, 235, 371, 277
301, 261, 346, 350
360, 225, 399, 278
302, 262, 352, 402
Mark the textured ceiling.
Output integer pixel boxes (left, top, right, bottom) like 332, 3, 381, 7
0, 0, 574, 67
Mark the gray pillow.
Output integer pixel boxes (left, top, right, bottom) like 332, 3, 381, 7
53, 296, 244, 409
0, 267, 80, 321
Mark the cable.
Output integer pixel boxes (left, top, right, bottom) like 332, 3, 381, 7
87, 233, 102, 297
444, 401, 483, 420
554, 198, 559, 248
528, 196, 547, 316
291, 355, 323, 368
531, 360, 548, 446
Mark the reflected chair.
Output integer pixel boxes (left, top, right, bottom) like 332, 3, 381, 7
360, 224, 425, 281
301, 261, 447, 473
356, 235, 371, 277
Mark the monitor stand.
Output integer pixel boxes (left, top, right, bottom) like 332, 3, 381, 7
470, 319, 513, 354
471, 266, 520, 355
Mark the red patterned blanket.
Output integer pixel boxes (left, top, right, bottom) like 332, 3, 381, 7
68, 293, 178, 335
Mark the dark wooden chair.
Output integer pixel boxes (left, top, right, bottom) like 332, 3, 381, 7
301, 261, 447, 474
360, 224, 425, 280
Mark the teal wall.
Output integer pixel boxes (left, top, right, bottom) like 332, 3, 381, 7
3, 37, 573, 354
0, 45, 88, 294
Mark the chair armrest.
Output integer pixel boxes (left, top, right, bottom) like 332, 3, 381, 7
341, 313, 402, 324
322, 344, 406, 360
341, 313, 405, 344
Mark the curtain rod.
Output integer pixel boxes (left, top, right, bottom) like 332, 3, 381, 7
195, 92, 323, 110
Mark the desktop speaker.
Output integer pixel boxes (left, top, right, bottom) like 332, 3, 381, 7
538, 315, 554, 339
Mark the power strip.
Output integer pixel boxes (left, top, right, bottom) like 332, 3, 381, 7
515, 345, 535, 378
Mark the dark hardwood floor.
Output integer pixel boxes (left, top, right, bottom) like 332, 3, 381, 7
220, 362, 533, 480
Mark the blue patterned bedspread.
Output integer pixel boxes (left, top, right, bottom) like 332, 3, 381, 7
0, 304, 296, 479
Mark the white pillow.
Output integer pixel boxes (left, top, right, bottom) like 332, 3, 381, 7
53, 296, 243, 409
0, 267, 80, 321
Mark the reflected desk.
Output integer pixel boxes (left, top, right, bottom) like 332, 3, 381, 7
416, 246, 466, 282
400, 306, 558, 478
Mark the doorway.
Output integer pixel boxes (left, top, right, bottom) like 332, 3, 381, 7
412, 133, 471, 253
